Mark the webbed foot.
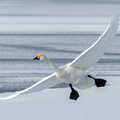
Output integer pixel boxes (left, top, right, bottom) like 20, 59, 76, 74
88, 75, 107, 87
69, 84, 79, 100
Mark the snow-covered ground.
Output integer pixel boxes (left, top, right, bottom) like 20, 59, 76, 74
1, 76, 120, 120
0, 16, 111, 34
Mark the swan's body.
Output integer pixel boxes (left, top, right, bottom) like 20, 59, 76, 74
0, 15, 119, 100
34, 54, 92, 89
56, 66, 87, 85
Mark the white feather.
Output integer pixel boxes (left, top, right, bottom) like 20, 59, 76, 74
0, 74, 60, 100
70, 15, 119, 69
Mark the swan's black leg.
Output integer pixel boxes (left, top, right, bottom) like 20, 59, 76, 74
69, 84, 79, 100
87, 75, 107, 87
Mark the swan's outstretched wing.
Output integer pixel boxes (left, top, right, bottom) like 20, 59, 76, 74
70, 15, 119, 70
0, 73, 60, 100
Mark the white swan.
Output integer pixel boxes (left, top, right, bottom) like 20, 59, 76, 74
0, 15, 119, 100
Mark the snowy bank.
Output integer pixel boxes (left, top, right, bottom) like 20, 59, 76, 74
0, 16, 113, 34
0, 76, 120, 120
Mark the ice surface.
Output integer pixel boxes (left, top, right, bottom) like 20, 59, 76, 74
0, 34, 120, 92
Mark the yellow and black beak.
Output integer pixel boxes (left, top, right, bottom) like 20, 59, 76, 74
34, 55, 41, 60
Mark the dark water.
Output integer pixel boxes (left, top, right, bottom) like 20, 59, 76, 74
0, 34, 120, 92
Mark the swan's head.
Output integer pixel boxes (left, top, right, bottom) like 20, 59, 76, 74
34, 54, 45, 61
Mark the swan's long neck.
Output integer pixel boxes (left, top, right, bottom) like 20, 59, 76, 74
44, 56, 63, 75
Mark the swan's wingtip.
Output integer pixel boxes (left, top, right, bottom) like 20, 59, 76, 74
111, 13, 119, 24
108, 13, 119, 33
